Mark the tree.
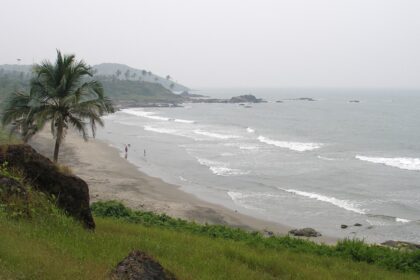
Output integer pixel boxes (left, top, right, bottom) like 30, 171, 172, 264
115, 69, 121, 78
169, 83, 175, 89
2, 50, 114, 162
124, 69, 130, 80
166, 75, 171, 80
142, 70, 147, 76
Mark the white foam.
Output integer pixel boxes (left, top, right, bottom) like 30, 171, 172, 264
246, 127, 255, 133
258, 136, 322, 152
122, 109, 195, 123
239, 145, 260, 150
279, 188, 366, 214
174, 118, 195, 124
396, 217, 411, 223
227, 191, 278, 211
179, 176, 188, 182
143, 125, 178, 135
196, 158, 248, 176
355, 156, 420, 171
317, 155, 336, 161
194, 129, 241, 140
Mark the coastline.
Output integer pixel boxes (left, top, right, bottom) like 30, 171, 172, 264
30, 129, 336, 244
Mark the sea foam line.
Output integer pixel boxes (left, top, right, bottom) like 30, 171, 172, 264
196, 158, 248, 176
355, 155, 420, 171
279, 188, 366, 214
258, 136, 322, 152
194, 129, 241, 140
122, 109, 195, 123
227, 191, 279, 211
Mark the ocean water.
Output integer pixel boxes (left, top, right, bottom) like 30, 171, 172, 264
96, 88, 420, 243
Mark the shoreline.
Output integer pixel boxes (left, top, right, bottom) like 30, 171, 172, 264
30, 129, 336, 244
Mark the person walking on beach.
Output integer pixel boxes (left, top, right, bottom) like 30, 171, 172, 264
144, 149, 146, 157
124, 144, 128, 159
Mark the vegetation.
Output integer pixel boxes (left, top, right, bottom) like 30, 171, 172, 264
1, 51, 114, 162
92, 201, 420, 274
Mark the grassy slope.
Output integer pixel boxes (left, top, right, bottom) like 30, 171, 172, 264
1, 214, 419, 280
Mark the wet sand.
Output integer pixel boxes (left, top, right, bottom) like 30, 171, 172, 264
30, 130, 335, 243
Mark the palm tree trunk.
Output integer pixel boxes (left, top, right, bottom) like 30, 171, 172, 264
53, 123, 63, 163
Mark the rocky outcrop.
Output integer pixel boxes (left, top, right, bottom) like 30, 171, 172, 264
229, 95, 264, 103
111, 250, 176, 280
289, 228, 321, 237
381, 240, 420, 251
0, 144, 95, 229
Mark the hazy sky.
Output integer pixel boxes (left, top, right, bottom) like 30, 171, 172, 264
1, 0, 419, 88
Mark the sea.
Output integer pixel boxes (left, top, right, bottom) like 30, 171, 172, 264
96, 88, 420, 243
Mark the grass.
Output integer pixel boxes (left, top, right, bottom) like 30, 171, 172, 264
1, 214, 420, 280
0, 193, 418, 279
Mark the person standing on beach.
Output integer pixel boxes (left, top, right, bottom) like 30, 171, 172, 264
124, 144, 128, 159
144, 149, 146, 157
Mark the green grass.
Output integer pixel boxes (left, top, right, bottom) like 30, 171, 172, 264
1, 214, 419, 280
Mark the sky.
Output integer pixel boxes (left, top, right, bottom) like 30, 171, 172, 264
0, 0, 419, 89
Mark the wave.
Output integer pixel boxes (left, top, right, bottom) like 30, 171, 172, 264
143, 125, 178, 135
227, 191, 278, 211
367, 214, 412, 224
194, 129, 241, 140
317, 155, 336, 161
196, 158, 249, 176
246, 127, 255, 133
279, 188, 366, 214
258, 136, 322, 152
355, 155, 420, 171
122, 109, 195, 123
396, 217, 411, 223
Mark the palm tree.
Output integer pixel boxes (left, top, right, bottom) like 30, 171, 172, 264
2, 50, 114, 162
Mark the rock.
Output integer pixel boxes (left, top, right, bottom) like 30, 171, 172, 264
354, 223, 362, 227
349, 100, 360, 103
263, 229, 274, 237
381, 240, 420, 251
289, 228, 321, 237
111, 250, 176, 280
0, 144, 95, 229
276, 100, 283, 103
341, 224, 348, 229
229, 94, 264, 103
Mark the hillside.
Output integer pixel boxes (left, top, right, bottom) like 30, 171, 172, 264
93, 63, 189, 92
0, 64, 187, 107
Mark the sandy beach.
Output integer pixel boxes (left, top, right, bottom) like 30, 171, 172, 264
30, 129, 335, 243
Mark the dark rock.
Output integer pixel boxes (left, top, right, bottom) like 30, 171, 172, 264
341, 224, 348, 229
112, 250, 176, 280
0, 175, 27, 198
276, 100, 283, 103
263, 229, 274, 237
381, 240, 420, 251
0, 144, 95, 229
289, 228, 321, 237
229, 94, 264, 103
349, 100, 360, 103
354, 223, 362, 227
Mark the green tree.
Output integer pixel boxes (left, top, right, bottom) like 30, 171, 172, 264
1, 50, 114, 162
115, 69, 121, 78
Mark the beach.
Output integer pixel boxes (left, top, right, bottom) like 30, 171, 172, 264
30, 129, 336, 242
